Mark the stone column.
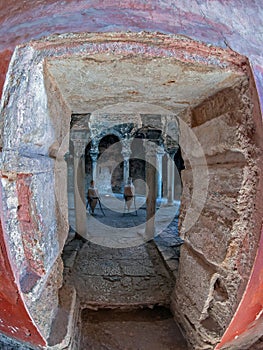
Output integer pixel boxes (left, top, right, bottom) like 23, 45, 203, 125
144, 139, 157, 239
121, 138, 132, 185
90, 147, 99, 183
64, 151, 74, 210
167, 149, 176, 206
72, 134, 88, 237
156, 146, 165, 200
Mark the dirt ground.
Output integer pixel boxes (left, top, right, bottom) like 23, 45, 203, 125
80, 307, 188, 350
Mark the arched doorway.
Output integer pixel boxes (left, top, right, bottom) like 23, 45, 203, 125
0, 32, 262, 350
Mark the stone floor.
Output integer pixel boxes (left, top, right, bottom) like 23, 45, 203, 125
60, 195, 186, 349
64, 240, 175, 309
64, 196, 183, 304
68, 193, 183, 250
80, 307, 188, 350
65, 194, 184, 308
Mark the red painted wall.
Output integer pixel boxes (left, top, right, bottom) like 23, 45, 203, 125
0, 50, 12, 100
0, 176, 46, 347
216, 227, 263, 348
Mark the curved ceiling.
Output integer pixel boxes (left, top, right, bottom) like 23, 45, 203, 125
46, 54, 245, 115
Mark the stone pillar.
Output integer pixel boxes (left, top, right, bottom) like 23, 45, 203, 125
72, 133, 88, 237
144, 140, 157, 239
121, 138, 132, 185
174, 165, 183, 201
123, 156, 130, 185
90, 147, 99, 183
156, 146, 165, 200
167, 149, 176, 206
64, 151, 74, 210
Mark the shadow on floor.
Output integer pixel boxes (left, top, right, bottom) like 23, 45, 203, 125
80, 306, 188, 350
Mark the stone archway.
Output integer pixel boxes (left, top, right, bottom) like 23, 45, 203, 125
0, 32, 262, 349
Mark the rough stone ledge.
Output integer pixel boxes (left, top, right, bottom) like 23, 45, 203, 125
28, 31, 247, 71
172, 307, 220, 350
79, 301, 171, 312
2, 151, 55, 173
47, 285, 79, 350
153, 235, 183, 279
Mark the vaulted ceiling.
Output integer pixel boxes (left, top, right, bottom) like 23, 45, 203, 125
46, 55, 245, 115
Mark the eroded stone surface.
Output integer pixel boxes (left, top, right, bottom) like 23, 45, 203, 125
46, 55, 242, 115
173, 77, 263, 349
65, 241, 174, 308
80, 307, 188, 350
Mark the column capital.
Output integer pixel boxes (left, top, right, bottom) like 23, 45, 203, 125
157, 145, 165, 157
73, 139, 86, 158
71, 129, 89, 142
90, 146, 99, 161
90, 138, 99, 152
164, 133, 179, 158
166, 147, 178, 159
90, 152, 98, 163
71, 130, 89, 158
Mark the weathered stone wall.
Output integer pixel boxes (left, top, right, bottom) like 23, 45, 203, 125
19, 65, 73, 340
45, 63, 72, 250
24, 256, 64, 340
0, 44, 72, 343
172, 77, 262, 349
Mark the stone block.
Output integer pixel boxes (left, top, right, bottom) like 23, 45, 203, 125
183, 215, 230, 264
173, 245, 216, 317
180, 164, 245, 263
48, 285, 79, 349
193, 113, 243, 158
191, 86, 242, 127
198, 272, 242, 340
172, 246, 243, 348
24, 257, 64, 340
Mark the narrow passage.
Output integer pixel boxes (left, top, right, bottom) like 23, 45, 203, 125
63, 234, 187, 349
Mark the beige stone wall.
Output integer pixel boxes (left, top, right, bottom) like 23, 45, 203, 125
45, 63, 72, 251
171, 78, 262, 349
22, 64, 72, 340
